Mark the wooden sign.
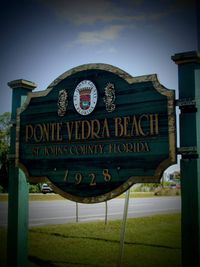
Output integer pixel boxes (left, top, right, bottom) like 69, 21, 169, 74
16, 64, 176, 203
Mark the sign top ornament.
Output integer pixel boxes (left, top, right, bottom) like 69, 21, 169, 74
16, 63, 176, 203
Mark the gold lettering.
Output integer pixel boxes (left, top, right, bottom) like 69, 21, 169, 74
50, 123, 56, 141
88, 145, 94, 154
98, 144, 104, 154
103, 169, 112, 182
75, 173, 82, 184
76, 145, 85, 155
25, 124, 33, 142
82, 120, 91, 140
115, 117, 124, 137
117, 143, 126, 153
135, 142, 150, 152
150, 114, 159, 135
63, 146, 69, 154
34, 124, 43, 143
144, 142, 150, 152
66, 122, 74, 141
123, 116, 131, 137
42, 124, 49, 142
138, 114, 149, 136
109, 144, 115, 153
126, 143, 133, 152
56, 123, 63, 141
64, 170, 68, 182
75, 121, 81, 140
108, 142, 150, 154
91, 119, 100, 139
102, 118, 110, 138
44, 146, 49, 156
57, 146, 63, 155
32, 146, 40, 156
26, 123, 64, 143
24, 113, 159, 144
137, 142, 143, 152
69, 146, 75, 155
89, 173, 96, 186
131, 116, 139, 136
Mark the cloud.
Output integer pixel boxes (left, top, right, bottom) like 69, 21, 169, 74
39, 0, 195, 26
77, 25, 124, 44
96, 47, 118, 54
39, 0, 195, 47
39, 0, 145, 25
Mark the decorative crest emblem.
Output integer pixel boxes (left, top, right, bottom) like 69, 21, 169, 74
57, 89, 68, 117
73, 80, 98, 115
79, 87, 91, 110
104, 83, 116, 112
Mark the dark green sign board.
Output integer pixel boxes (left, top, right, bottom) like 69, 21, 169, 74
16, 64, 176, 203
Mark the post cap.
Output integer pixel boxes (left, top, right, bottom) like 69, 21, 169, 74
7, 79, 37, 90
171, 51, 200, 65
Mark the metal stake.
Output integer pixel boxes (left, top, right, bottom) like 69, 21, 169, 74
117, 189, 130, 267
76, 202, 79, 223
105, 201, 108, 225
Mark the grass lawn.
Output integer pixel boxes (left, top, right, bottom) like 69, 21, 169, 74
0, 213, 181, 267
0, 190, 180, 202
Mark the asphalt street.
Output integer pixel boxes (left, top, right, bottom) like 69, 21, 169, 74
0, 196, 181, 227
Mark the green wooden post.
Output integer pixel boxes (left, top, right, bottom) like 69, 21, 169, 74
7, 80, 37, 267
172, 51, 200, 267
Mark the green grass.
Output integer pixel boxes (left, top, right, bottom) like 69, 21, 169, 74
0, 213, 181, 267
0, 193, 65, 201
0, 190, 180, 202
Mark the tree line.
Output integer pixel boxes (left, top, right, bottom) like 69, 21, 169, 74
0, 112, 11, 191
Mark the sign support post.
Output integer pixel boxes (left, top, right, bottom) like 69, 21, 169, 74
172, 51, 200, 267
7, 80, 37, 267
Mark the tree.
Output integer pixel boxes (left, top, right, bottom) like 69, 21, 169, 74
0, 112, 11, 190
0, 112, 11, 157
173, 171, 181, 180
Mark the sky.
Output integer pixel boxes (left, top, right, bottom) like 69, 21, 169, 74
0, 0, 198, 172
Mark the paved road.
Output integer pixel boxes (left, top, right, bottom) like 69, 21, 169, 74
0, 196, 181, 227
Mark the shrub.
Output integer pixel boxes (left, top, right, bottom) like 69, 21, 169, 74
29, 183, 41, 193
